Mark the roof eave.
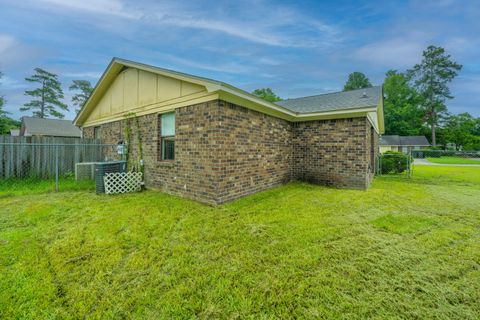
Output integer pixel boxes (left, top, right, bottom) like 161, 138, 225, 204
293, 106, 377, 122
74, 58, 120, 126
75, 58, 385, 128
218, 84, 297, 117
377, 87, 385, 134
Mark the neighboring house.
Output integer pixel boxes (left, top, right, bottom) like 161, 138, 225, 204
20, 117, 81, 138
74, 58, 384, 204
9, 129, 20, 136
380, 135, 430, 153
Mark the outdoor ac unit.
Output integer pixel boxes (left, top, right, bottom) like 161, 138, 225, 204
75, 162, 98, 181
95, 161, 127, 194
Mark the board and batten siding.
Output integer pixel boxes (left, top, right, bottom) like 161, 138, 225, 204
83, 68, 210, 126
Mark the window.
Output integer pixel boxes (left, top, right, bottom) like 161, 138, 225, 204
93, 126, 101, 140
160, 112, 175, 160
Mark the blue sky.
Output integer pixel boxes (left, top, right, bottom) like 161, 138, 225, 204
0, 0, 479, 120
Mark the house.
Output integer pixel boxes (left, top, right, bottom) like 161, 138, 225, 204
20, 116, 81, 138
74, 58, 384, 204
380, 135, 430, 153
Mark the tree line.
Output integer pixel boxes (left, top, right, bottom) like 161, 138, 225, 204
0, 69, 93, 134
252, 45, 479, 151
1, 45, 478, 149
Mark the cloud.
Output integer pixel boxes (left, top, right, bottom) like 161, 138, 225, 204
452, 74, 480, 93
0, 34, 24, 66
63, 71, 102, 79
156, 53, 254, 74
352, 38, 427, 69
149, 13, 339, 48
0, 34, 47, 69
38, 0, 139, 19
0, 75, 28, 90
33, 0, 341, 48
0, 34, 17, 55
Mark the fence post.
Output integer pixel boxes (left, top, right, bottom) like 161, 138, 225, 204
407, 151, 411, 178
378, 155, 382, 176
410, 151, 414, 178
55, 145, 59, 192
406, 153, 409, 178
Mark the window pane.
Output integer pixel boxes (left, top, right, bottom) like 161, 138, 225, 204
94, 126, 101, 139
161, 112, 175, 136
162, 138, 175, 160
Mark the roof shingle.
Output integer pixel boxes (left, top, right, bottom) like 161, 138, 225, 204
275, 86, 382, 113
22, 117, 81, 137
380, 135, 430, 146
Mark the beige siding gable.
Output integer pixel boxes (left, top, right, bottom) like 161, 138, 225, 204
83, 67, 207, 125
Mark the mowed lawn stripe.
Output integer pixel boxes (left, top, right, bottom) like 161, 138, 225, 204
1, 166, 479, 319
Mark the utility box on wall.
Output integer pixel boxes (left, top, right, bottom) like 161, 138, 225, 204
95, 161, 127, 194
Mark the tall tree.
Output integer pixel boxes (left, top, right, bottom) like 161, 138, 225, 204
21, 68, 68, 118
252, 88, 282, 102
343, 72, 372, 91
69, 80, 93, 113
383, 70, 424, 135
407, 45, 462, 146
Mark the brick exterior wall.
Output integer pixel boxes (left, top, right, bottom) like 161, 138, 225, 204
213, 101, 293, 203
292, 118, 375, 189
366, 122, 380, 183
83, 99, 379, 204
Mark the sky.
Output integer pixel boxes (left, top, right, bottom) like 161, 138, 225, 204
0, 0, 479, 120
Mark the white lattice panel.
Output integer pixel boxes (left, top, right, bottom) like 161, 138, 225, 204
104, 172, 143, 195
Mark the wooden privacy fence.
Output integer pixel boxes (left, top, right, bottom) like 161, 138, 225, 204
0, 136, 116, 179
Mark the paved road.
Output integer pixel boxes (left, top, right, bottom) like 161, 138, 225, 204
414, 158, 480, 167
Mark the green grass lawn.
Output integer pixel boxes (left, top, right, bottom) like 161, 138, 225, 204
1, 167, 480, 319
426, 156, 480, 165
0, 177, 94, 197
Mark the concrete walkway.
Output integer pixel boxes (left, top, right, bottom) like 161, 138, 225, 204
414, 158, 480, 167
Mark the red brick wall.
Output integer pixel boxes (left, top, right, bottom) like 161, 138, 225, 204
366, 123, 379, 183
213, 101, 293, 203
83, 99, 377, 203
84, 102, 222, 204
291, 118, 373, 189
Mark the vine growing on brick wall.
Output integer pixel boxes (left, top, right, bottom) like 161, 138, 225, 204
125, 112, 144, 174
134, 116, 144, 175
123, 112, 144, 174
123, 113, 133, 170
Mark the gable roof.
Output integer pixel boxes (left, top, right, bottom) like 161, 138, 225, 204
276, 86, 382, 113
74, 58, 295, 126
380, 135, 430, 146
75, 58, 384, 133
22, 117, 81, 137
399, 136, 430, 146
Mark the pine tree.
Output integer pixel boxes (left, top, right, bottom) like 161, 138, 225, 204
21, 68, 68, 118
407, 46, 462, 146
69, 80, 93, 113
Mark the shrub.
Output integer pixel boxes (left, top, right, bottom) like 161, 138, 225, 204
379, 151, 411, 174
